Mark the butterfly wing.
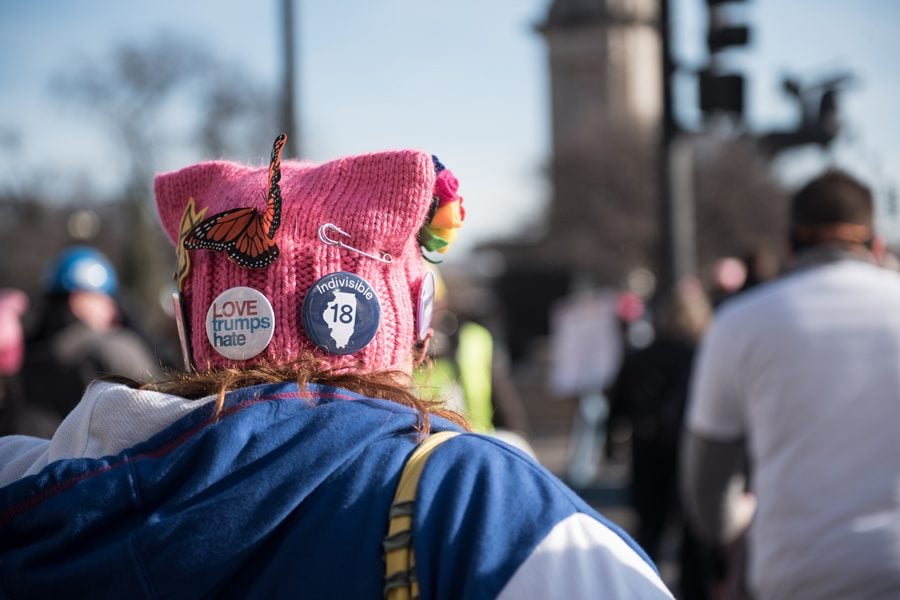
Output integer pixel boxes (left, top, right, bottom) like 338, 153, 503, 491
263, 134, 287, 239
230, 212, 280, 268
181, 134, 287, 270
184, 207, 279, 269
184, 207, 256, 250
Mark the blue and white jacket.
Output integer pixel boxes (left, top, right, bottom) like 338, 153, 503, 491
0, 381, 672, 598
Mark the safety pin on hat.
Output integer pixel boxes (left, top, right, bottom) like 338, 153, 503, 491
318, 223, 393, 264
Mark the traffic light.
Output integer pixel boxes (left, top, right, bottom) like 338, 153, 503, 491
699, 70, 744, 116
708, 23, 750, 53
699, 0, 751, 119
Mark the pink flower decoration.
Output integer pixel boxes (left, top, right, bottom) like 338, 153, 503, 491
434, 169, 459, 205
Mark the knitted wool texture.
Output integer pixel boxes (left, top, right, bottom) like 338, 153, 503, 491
155, 150, 435, 373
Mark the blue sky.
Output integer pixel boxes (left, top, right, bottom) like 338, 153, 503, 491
1, 0, 899, 254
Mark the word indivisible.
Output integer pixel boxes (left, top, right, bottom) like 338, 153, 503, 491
315, 275, 375, 300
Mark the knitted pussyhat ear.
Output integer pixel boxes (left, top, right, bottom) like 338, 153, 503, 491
155, 135, 464, 373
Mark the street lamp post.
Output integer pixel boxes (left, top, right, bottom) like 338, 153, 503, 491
280, 0, 299, 157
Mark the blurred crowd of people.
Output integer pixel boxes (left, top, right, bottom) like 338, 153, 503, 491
607, 168, 900, 599
0, 245, 162, 437
3, 166, 900, 598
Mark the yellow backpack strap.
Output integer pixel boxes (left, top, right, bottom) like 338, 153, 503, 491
383, 431, 460, 600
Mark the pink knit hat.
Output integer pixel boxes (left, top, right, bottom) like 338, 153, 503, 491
155, 135, 464, 373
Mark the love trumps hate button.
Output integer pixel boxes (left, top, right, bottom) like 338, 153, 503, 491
205, 286, 275, 360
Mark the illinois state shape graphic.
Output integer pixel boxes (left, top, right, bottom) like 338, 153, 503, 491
323, 291, 357, 349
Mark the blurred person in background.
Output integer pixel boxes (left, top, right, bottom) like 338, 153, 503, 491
708, 256, 748, 308
707, 243, 781, 309
21, 245, 161, 420
0, 136, 672, 598
608, 275, 718, 599
0, 288, 57, 436
415, 266, 533, 454
682, 169, 900, 599
737, 243, 782, 293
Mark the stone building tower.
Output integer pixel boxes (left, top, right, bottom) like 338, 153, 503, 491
490, 0, 664, 360
537, 0, 662, 284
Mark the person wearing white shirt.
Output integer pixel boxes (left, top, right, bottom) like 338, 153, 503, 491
682, 169, 900, 600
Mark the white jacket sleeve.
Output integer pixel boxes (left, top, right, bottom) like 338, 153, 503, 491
497, 513, 674, 599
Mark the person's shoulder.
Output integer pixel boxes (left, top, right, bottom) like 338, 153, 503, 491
424, 432, 558, 481
789, 259, 900, 302
100, 327, 153, 352
52, 320, 98, 346
52, 322, 143, 358
850, 260, 900, 289
82, 328, 161, 377
417, 432, 642, 551
413, 433, 570, 523
411, 432, 670, 598
712, 277, 790, 326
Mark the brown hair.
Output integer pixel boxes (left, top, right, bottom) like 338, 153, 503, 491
128, 352, 470, 436
654, 275, 712, 343
790, 170, 874, 250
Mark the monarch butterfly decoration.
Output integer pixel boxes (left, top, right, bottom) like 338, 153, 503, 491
183, 133, 287, 269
